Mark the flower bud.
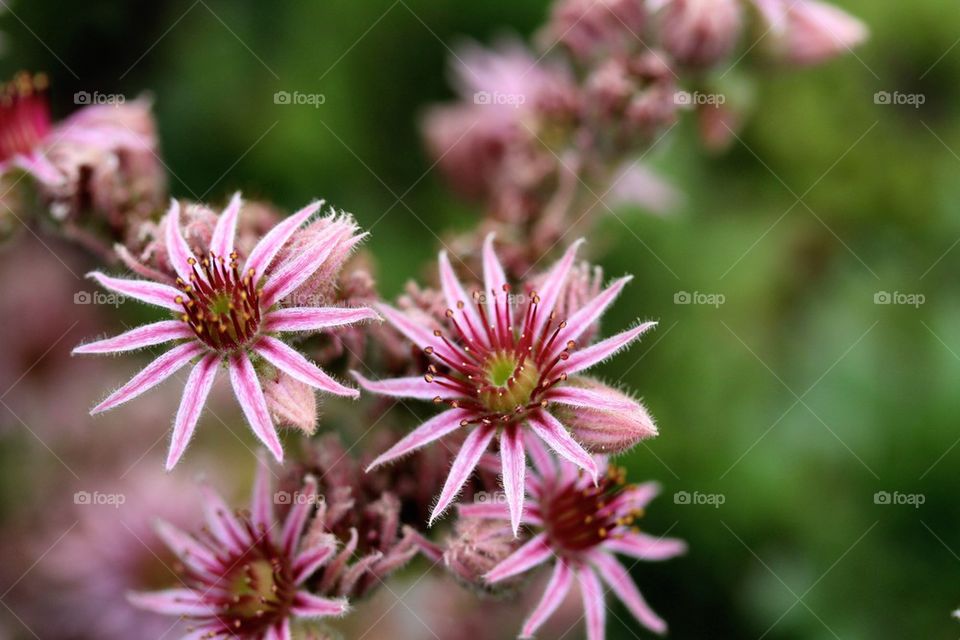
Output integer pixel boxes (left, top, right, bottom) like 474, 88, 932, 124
660, 0, 743, 67
542, 0, 648, 61
554, 377, 658, 454
443, 516, 519, 590
263, 370, 318, 434
758, 0, 868, 66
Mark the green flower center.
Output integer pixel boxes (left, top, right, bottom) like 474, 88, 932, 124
479, 352, 541, 413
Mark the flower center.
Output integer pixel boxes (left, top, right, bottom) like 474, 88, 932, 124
0, 72, 52, 162
209, 543, 296, 636
175, 251, 262, 352
541, 466, 641, 554
479, 352, 541, 413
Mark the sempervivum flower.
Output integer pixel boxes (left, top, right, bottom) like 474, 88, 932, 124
74, 195, 378, 468
129, 457, 349, 639
355, 235, 658, 535
466, 447, 686, 639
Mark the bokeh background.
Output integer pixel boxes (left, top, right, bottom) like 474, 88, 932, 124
1, 0, 958, 638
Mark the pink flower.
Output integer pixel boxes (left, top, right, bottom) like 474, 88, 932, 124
464, 450, 686, 639
753, 0, 868, 66
129, 456, 349, 639
658, 0, 743, 67
74, 195, 379, 468
355, 236, 658, 535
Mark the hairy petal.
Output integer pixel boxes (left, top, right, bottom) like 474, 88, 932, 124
245, 200, 323, 285
209, 191, 242, 258
291, 592, 349, 618
533, 238, 584, 335
351, 371, 438, 400
482, 233, 508, 316
547, 385, 640, 411
255, 336, 357, 398
366, 409, 470, 471
589, 551, 667, 635
603, 532, 688, 561
91, 342, 202, 414
528, 411, 598, 482
429, 425, 496, 525
165, 353, 219, 470
264, 306, 380, 333
375, 303, 461, 364
564, 322, 657, 375
250, 452, 274, 531
521, 560, 574, 638
579, 566, 607, 640
228, 352, 283, 462
439, 249, 485, 346
551, 276, 633, 359
484, 532, 552, 583
127, 589, 216, 617
500, 424, 526, 537
164, 200, 197, 282
73, 321, 192, 355
86, 272, 182, 311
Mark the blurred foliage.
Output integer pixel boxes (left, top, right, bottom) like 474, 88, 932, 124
3, 0, 960, 638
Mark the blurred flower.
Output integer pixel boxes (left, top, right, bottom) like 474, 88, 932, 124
753, 0, 868, 66
658, 0, 743, 67
74, 195, 378, 468
130, 456, 349, 639
540, 0, 648, 61
0, 72, 165, 252
472, 452, 686, 639
355, 236, 657, 535
443, 514, 519, 589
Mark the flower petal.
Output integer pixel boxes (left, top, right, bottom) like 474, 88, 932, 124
550, 276, 633, 359
165, 353, 219, 470
87, 272, 182, 311
154, 519, 217, 573
564, 322, 657, 375
264, 306, 380, 333
521, 561, 573, 638
366, 409, 470, 471
439, 249, 485, 346
603, 532, 688, 561
91, 342, 202, 414
255, 336, 356, 398
73, 320, 192, 355
528, 410, 598, 482
533, 238, 584, 336
210, 191, 242, 258
482, 232, 507, 316
164, 200, 197, 282
500, 424, 526, 537
251, 452, 274, 531
228, 352, 284, 462
244, 200, 323, 285
429, 424, 496, 525
282, 475, 318, 555
261, 223, 359, 308
291, 591, 349, 618
547, 385, 640, 411
525, 432, 556, 478
351, 371, 439, 400
11, 150, 63, 186
200, 481, 247, 554
578, 566, 607, 640
375, 303, 461, 364
294, 539, 336, 584
589, 551, 667, 635
484, 532, 552, 583
127, 589, 216, 617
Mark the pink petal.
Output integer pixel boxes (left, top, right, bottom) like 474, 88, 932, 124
154, 520, 217, 573
294, 540, 336, 584
351, 371, 439, 400
165, 353, 219, 470
261, 224, 359, 308
200, 481, 247, 553
484, 532, 552, 583
609, 481, 661, 513
228, 352, 284, 462
550, 276, 633, 360
255, 336, 357, 398
500, 424, 526, 537
209, 191, 242, 258
439, 249, 485, 345
533, 238, 584, 336
127, 589, 215, 617
265, 619, 292, 640
87, 272, 182, 311
521, 561, 573, 638
589, 551, 667, 635
244, 200, 323, 285
564, 322, 657, 375
525, 432, 556, 478
366, 409, 469, 471
482, 232, 507, 316
91, 342, 202, 414
164, 200, 197, 282
250, 452, 274, 531
603, 532, 688, 561
547, 385, 640, 411
12, 150, 64, 186
264, 306, 380, 333
458, 501, 511, 520
282, 475, 318, 556
578, 566, 607, 640
291, 591, 349, 618
528, 410, 598, 482
429, 425, 496, 525
73, 320, 191, 355
753, 0, 787, 32
375, 303, 460, 364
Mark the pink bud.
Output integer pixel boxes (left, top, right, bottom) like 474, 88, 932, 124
263, 370, 317, 435
758, 0, 868, 66
554, 377, 659, 454
542, 0, 648, 61
443, 516, 520, 590
659, 0, 743, 67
